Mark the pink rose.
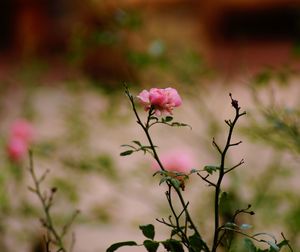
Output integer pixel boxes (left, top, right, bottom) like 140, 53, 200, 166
137, 87, 182, 116
10, 120, 33, 144
7, 137, 28, 162
153, 149, 195, 173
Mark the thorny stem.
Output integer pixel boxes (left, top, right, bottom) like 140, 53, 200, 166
211, 94, 246, 252
125, 87, 210, 252
166, 185, 189, 248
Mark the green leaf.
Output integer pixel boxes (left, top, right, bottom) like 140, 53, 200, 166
188, 233, 205, 250
120, 144, 135, 148
204, 165, 219, 175
277, 239, 289, 249
170, 178, 181, 189
149, 116, 158, 121
106, 241, 138, 252
162, 239, 184, 252
244, 238, 257, 252
133, 140, 142, 146
143, 240, 159, 252
159, 177, 168, 185
171, 122, 192, 129
219, 191, 228, 206
165, 116, 173, 122
139, 224, 155, 240
153, 170, 167, 177
171, 228, 180, 237
265, 240, 279, 251
120, 150, 134, 156
224, 222, 238, 229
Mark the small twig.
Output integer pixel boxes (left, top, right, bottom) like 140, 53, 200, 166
219, 227, 263, 243
231, 204, 254, 223
165, 186, 189, 247
178, 202, 190, 219
239, 111, 247, 117
222, 227, 275, 245
61, 210, 80, 238
156, 218, 176, 228
197, 173, 217, 187
229, 141, 242, 147
38, 169, 50, 183
224, 159, 245, 174
225, 120, 232, 127
212, 138, 222, 154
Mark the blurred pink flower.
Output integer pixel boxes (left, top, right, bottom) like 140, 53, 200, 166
153, 149, 196, 173
6, 119, 34, 162
10, 119, 33, 144
7, 137, 28, 162
137, 87, 182, 116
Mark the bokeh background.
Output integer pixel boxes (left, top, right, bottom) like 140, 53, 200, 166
0, 0, 299, 251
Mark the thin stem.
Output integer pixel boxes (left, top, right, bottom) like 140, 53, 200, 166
29, 151, 67, 252
197, 173, 217, 187
211, 94, 246, 252
61, 210, 80, 238
212, 138, 222, 154
224, 159, 244, 174
281, 233, 294, 252
166, 185, 190, 248
219, 227, 264, 243
220, 226, 286, 249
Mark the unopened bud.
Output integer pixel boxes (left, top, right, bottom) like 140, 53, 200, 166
229, 93, 239, 109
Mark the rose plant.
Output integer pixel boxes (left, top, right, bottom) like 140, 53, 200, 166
107, 86, 293, 252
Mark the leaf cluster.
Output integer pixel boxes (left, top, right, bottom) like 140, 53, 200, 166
148, 116, 192, 129
107, 224, 206, 252
120, 140, 156, 156
153, 170, 189, 190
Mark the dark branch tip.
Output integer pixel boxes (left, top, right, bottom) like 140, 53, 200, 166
229, 92, 240, 110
